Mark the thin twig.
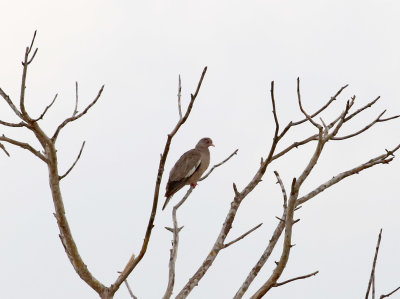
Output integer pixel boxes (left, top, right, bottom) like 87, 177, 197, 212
366, 229, 383, 299
0, 142, 10, 156
52, 85, 104, 141
274, 171, 287, 208
345, 96, 381, 122
274, 270, 319, 287
333, 110, 400, 141
271, 81, 280, 137
0, 88, 24, 119
177, 75, 182, 120
200, 149, 238, 181
380, 286, 400, 299
223, 223, 263, 249
73, 82, 79, 116
117, 272, 137, 299
20, 31, 38, 120
59, 141, 86, 180
33, 93, 58, 121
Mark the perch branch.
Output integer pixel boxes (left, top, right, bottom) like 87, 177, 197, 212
163, 187, 193, 299
200, 148, 238, 181
164, 146, 237, 298
113, 67, 208, 294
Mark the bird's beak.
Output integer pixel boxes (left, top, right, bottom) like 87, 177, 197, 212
211, 143, 215, 147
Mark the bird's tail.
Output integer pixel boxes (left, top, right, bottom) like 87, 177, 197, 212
162, 196, 171, 210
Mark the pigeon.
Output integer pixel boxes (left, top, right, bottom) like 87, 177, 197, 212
162, 137, 214, 210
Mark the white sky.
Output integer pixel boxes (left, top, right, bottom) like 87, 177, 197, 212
1, 1, 399, 298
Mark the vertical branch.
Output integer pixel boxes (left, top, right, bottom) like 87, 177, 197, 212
250, 178, 298, 298
163, 187, 193, 299
19, 31, 38, 120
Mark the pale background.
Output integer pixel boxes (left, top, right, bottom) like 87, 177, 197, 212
0, 1, 399, 298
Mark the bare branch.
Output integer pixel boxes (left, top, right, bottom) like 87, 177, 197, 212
163, 187, 193, 299
0, 119, 26, 127
52, 85, 104, 141
0, 88, 24, 119
271, 81, 280, 137
177, 75, 182, 120
366, 229, 383, 299
113, 67, 208, 294
274, 170, 287, 208
297, 144, 400, 206
272, 134, 319, 161
33, 93, 58, 121
291, 84, 348, 127
380, 114, 400, 122
59, 141, 86, 180
274, 270, 319, 287
380, 286, 400, 299
333, 110, 400, 141
223, 223, 263, 249
0, 134, 47, 162
27, 30, 37, 56
345, 96, 380, 122
200, 148, 238, 181
250, 178, 298, 298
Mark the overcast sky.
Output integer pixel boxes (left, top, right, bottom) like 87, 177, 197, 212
1, 1, 399, 298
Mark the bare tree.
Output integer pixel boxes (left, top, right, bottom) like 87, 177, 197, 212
1, 32, 399, 298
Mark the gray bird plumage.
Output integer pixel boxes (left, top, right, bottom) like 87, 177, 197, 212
162, 137, 214, 210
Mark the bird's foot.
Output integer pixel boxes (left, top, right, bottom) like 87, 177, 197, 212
190, 183, 197, 188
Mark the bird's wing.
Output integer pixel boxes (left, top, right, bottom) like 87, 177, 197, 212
169, 149, 202, 181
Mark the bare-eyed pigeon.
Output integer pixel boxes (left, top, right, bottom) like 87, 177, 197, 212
162, 137, 214, 210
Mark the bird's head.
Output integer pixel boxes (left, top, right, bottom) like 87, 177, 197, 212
196, 137, 215, 149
